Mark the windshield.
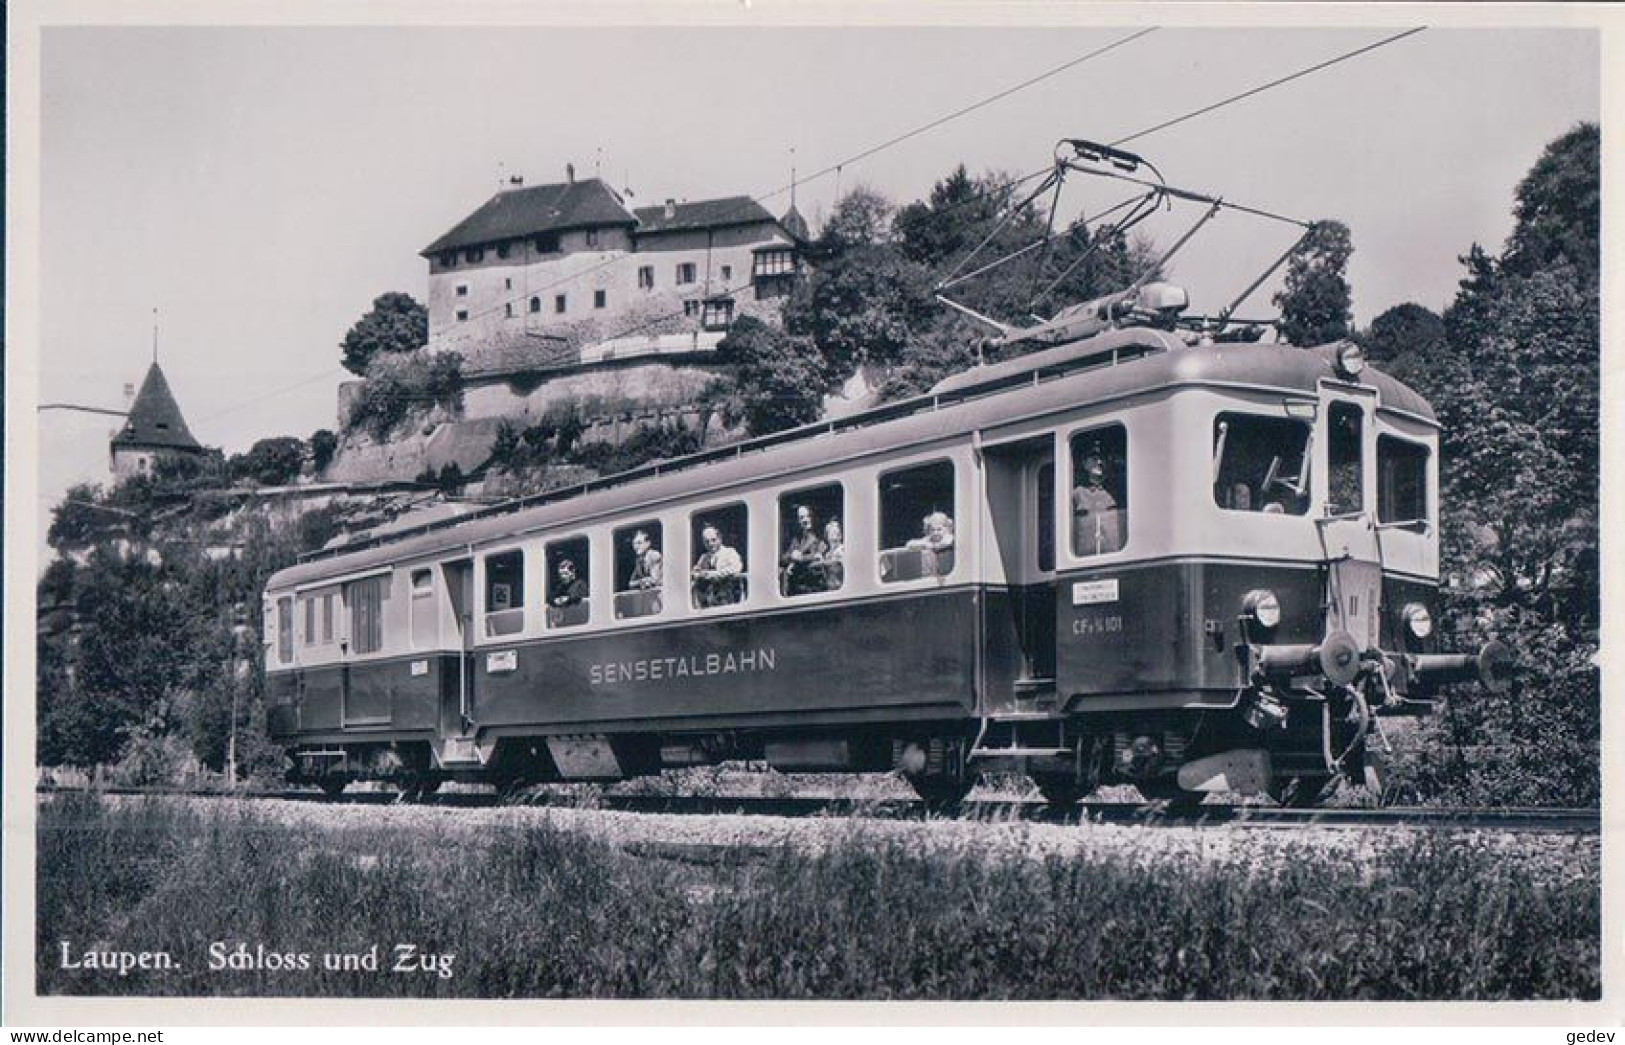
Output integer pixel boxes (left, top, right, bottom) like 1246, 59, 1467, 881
1212, 412, 1312, 515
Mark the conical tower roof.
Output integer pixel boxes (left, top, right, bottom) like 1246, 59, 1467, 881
112, 362, 202, 452
780, 203, 811, 244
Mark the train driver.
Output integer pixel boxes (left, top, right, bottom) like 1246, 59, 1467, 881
692, 525, 745, 607
550, 559, 589, 607
780, 504, 829, 596
628, 529, 663, 591
1072, 447, 1123, 556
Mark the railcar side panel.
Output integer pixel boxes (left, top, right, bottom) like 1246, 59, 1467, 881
469, 587, 978, 730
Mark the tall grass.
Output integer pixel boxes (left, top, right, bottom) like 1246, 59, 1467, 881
37, 794, 1597, 1000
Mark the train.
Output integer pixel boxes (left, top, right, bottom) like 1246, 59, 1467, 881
263, 287, 1511, 807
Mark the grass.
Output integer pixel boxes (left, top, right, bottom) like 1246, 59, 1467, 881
36, 793, 1598, 1000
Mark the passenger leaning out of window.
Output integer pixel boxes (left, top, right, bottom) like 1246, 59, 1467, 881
906, 511, 955, 576
551, 559, 588, 607
692, 525, 745, 607
780, 504, 829, 596
628, 530, 663, 590
822, 519, 845, 590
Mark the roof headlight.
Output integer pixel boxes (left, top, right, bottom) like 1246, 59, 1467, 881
1334, 342, 1366, 379
1401, 603, 1433, 640
1244, 589, 1282, 631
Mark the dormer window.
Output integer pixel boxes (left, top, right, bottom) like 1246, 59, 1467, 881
463, 247, 485, 264
497, 243, 511, 260
535, 233, 560, 254
437, 252, 457, 268
586, 229, 600, 248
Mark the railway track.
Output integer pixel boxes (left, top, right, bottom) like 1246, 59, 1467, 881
36, 784, 1602, 834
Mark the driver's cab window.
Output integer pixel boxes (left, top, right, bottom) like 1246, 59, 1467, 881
1070, 425, 1127, 557
1327, 401, 1365, 516
1213, 412, 1311, 515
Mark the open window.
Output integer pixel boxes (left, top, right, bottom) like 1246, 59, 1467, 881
690, 505, 749, 609
1378, 436, 1431, 526
1213, 413, 1312, 516
778, 484, 845, 596
484, 550, 525, 637
545, 536, 591, 629
879, 460, 956, 582
1070, 424, 1127, 557
614, 521, 665, 619
1328, 401, 1365, 516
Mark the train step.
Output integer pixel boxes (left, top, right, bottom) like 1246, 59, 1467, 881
435, 735, 483, 767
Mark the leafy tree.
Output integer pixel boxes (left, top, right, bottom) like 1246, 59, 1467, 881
783, 244, 937, 374
1360, 301, 1447, 382
1502, 123, 1598, 280
718, 316, 830, 435
343, 350, 464, 439
879, 323, 980, 400
817, 185, 897, 253
48, 483, 116, 552
340, 291, 429, 376
1273, 220, 1353, 346
309, 429, 338, 474
230, 436, 305, 487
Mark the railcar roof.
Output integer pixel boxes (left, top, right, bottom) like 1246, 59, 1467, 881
266, 335, 1434, 592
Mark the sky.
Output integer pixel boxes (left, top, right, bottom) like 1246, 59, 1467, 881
35, 23, 1599, 541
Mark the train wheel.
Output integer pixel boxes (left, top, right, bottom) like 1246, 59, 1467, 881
397, 774, 442, 804
1137, 780, 1204, 811
319, 779, 348, 798
908, 774, 974, 808
1032, 775, 1085, 809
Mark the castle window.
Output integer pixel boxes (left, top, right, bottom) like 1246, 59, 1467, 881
638, 266, 654, 290
683, 300, 702, 318
586, 229, 600, 248
701, 298, 734, 331
530, 296, 541, 313
438, 252, 457, 268
463, 247, 485, 264
721, 265, 733, 283
505, 302, 514, 318
456, 284, 469, 297
594, 290, 607, 309
504, 277, 512, 290
497, 243, 511, 260
677, 262, 697, 285
456, 309, 469, 322
535, 233, 560, 254
555, 294, 567, 314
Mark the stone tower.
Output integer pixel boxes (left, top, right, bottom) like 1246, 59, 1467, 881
110, 362, 205, 480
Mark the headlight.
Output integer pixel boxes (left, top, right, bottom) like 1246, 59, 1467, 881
1334, 342, 1366, 379
1401, 603, 1433, 639
1243, 589, 1282, 630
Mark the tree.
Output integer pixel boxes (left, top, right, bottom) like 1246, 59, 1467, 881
230, 436, 305, 487
1273, 220, 1353, 346
817, 186, 897, 253
717, 316, 830, 436
1360, 301, 1446, 379
309, 429, 338, 474
1502, 123, 1598, 281
782, 244, 937, 374
340, 292, 429, 376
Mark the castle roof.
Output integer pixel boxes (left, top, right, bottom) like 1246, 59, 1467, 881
421, 178, 637, 256
632, 196, 779, 236
112, 362, 203, 452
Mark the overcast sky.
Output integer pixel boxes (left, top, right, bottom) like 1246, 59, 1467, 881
36, 24, 1598, 537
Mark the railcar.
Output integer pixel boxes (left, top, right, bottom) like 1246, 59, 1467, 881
263, 315, 1509, 806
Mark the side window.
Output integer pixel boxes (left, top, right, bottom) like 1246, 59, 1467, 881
879, 461, 956, 582
1328, 402, 1365, 516
1378, 436, 1431, 524
410, 568, 436, 648
614, 521, 665, 620
778, 484, 845, 597
322, 593, 335, 643
545, 536, 591, 629
303, 598, 316, 647
348, 576, 386, 655
1070, 426, 1127, 557
277, 597, 293, 663
1213, 412, 1312, 516
690, 505, 749, 609
484, 550, 525, 637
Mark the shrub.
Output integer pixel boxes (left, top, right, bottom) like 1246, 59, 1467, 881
343, 351, 464, 439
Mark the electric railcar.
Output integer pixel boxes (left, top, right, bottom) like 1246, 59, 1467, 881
263, 321, 1509, 806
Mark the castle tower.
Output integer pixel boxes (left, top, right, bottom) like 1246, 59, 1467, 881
110, 362, 204, 480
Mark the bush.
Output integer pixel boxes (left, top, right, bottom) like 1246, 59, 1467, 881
344, 351, 464, 439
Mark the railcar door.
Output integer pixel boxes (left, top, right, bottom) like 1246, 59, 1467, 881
442, 559, 475, 735
979, 436, 1058, 712
1316, 389, 1382, 649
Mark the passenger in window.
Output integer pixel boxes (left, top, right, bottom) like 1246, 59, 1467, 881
906, 511, 955, 576
628, 530, 663, 590
1072, 448, 1124, 555
550, 560, 589, 607
781, 504, 829, 596
692, 525, 745, 607
823, 519, 845, 590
